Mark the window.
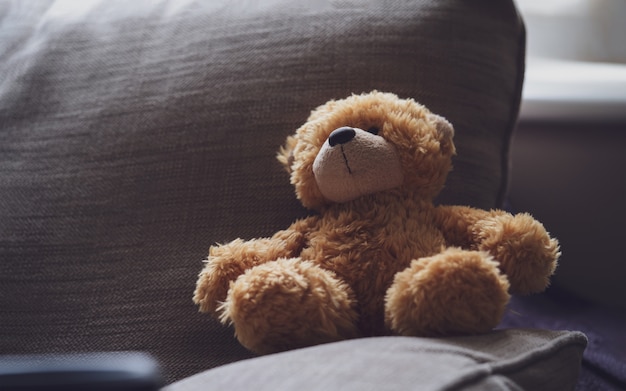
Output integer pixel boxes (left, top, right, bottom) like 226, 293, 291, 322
515, 0, 626, 121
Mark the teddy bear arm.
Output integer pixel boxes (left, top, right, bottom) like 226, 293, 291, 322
472, 211, 560, 295
193, 217, 317, 314
434, 205, 500, 248
435, 205, 560, 295
270, 216, 318, 254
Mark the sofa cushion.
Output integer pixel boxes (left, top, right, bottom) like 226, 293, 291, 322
0, 0, 525, 384
165, 329, 587, 391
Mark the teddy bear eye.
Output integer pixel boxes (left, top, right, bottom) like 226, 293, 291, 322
366, 126, 380, 135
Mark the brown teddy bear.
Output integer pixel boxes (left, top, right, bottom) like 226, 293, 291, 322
193, 91, 560, 354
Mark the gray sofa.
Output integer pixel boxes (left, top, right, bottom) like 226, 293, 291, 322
2, 0, 613, 389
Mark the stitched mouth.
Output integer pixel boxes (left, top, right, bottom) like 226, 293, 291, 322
340, 145, 353, 174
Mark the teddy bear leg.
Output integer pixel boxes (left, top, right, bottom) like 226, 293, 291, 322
219, 258, 359, 354
384, 248, 510, 337
474, 213, 560, 295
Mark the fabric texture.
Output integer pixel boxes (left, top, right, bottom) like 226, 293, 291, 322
165, 329, 587, 391
0, 0, 525, 384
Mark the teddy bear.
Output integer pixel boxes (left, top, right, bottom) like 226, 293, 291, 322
193, 91, 560, 355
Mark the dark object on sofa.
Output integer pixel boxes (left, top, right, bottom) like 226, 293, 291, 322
0, 1, 615, 389
0, 352, 161, 390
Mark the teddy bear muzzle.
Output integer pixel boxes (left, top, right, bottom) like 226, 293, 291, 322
312, 126, 404, 203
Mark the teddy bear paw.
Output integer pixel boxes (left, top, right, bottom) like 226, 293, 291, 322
384, 248, 510, 337
475, 213, 560, 295
219, 258, 359, 354
193, 240, 251, 314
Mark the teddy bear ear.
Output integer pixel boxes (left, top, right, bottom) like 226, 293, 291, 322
428, 113, 454, 140
428, 113, 456, 156
276, 135, 297, 173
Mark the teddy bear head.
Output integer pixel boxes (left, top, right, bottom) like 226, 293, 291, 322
278, 91, 456, 210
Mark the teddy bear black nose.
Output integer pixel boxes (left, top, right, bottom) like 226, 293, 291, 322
328, 127, 356, 147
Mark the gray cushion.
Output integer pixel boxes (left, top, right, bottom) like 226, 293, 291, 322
165, 329, 587, 391
0, 0, 525, 384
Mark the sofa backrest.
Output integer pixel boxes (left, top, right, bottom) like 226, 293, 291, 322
0, 0, 525, 383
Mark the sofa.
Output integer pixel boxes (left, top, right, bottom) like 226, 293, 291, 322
0, 1, 622, 389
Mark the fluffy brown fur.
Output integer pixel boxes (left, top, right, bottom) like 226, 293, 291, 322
193, 91, 559, 354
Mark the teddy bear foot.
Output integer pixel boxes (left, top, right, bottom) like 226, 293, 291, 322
385, 248, 510, 337
218, 258, 359, 354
